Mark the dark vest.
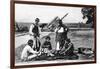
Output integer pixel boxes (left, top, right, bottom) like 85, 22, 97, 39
32, 25, 39, 37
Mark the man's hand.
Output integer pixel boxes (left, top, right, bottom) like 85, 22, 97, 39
29, 33, 33, 36
36, 51, 41, 56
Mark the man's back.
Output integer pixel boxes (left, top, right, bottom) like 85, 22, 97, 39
21, 45, 31, 60
21, 45, 37, 60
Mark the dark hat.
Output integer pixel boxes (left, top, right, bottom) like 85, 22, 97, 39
28, 39, 33, 46
58, 19, 63, 25
35, 18, 40, 22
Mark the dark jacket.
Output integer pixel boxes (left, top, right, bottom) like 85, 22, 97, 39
42, 41, 52, 50
60, 42, 74, 56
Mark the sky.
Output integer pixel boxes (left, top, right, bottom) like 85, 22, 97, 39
15, 3, 87, 23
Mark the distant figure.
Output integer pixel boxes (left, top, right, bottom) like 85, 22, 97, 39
41, 36, 54, 56
29, 18, 41, 52
21, 39, 41, 61
55, 20, 69, 52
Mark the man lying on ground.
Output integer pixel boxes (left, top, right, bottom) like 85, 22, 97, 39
83, 48, 94, 58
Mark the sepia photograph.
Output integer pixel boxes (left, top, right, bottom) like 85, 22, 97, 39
11, 1, 96, 68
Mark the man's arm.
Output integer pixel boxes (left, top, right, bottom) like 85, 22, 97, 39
49, 43, 52, 50
62, 43, 73, 53
29, 47, 38, 54
29, 24, 34, 35
59, 45, 65, 54
54, 28, 58, 32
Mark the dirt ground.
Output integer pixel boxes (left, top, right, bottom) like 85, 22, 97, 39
15, 29, 94, 63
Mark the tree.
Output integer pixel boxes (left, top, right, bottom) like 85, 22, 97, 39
15, 22, 20, 32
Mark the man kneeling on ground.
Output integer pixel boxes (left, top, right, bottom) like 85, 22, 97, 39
59, 39, 78, 59
21, 39, 41, 61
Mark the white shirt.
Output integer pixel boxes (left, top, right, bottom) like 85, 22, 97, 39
29, 24, 34, 35
55, 27, 64, 33
55, 26, 68, 33
21, 45, 37, 60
